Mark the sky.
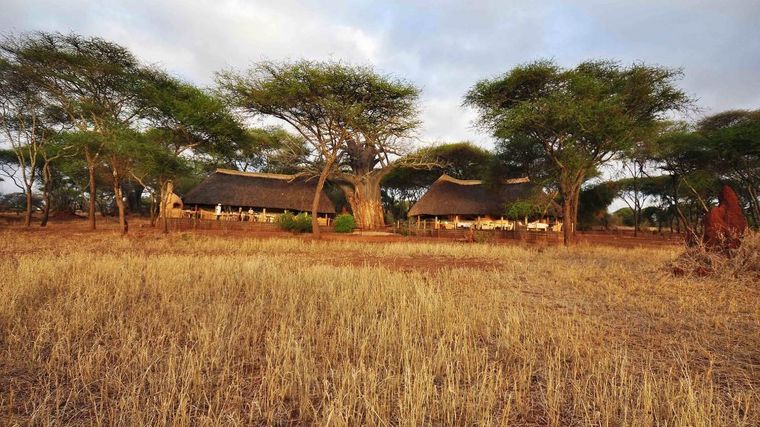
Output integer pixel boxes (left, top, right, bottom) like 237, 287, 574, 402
2, 0, 760, 194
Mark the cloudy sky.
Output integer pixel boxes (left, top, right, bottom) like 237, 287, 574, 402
3, 0, 759, 145
1, 1, 759, 199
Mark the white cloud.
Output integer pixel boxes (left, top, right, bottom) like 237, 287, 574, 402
0, 0, 758, 156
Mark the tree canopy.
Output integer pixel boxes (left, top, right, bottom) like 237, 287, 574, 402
217, 60, 425, 231
465, 59, 691, 244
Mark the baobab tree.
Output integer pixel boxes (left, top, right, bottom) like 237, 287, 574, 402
218, 60, 426, 232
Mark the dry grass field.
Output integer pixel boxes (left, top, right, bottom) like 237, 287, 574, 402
1, 230, 759, 426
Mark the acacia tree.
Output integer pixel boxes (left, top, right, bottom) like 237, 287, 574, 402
217, 127, 306, 173
39, 138, 75, 226
1, 32, 155, 232
140, 77, 249, 233
217, 60, 425, 232
382, 142, 492, 218
615, 126, 663, 236
697, 110, 760, 226
0, 54, 62, 226
465, 60, 691, 245
128, 130, 192, 230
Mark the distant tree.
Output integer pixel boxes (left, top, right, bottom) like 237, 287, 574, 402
505, 200, 539, 223
259, 132, 311, 174
218, 61, 425, 234
0, 191, 43, 213
696, 110, 760, 226
612, 207, 635, 227
139, 77, 249, 232
1, 32, 158, 232
38, 138, 75, 225
223, 127, 308, 174
0, 149, 22, 192
654, 123, 726, 237
129, 131, 192, 228
0, 51, 64, 226
382, 142, 492, 218
577, 182, 617, 230
614, 123, 670, 236
465, 60, 691, 245
487, 133, 556, 188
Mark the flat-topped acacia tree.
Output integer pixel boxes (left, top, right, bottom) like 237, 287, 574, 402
217, 60, 424, 233
139, 77, 249, 233
465, 60, 691, 245
1, 32, 153, 233
0, 53, 62, 227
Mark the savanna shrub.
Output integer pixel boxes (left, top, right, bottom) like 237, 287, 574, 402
333, 214, 356, 233
279, 212, 313, 233
278, 212, 295, 231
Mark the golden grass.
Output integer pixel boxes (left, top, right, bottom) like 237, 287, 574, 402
1, 231, 758, 425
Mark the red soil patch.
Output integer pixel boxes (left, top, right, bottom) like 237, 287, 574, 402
1, 213, 682, 249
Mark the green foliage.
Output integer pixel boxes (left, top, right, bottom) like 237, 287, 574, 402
218, 60, 423, 229
217, 60, 420, 142
578, 183, 618, 229
0, 192, 44, 212
653, 111, 760, 229
382, 142, 493, 217
279, 212, 312, 233
385, 142, 492, 189
140, 76, 249, 161
465, 59, 691, 241
505, 200, 538, 220
612, 207, 635, 227
333, 214, 356, 233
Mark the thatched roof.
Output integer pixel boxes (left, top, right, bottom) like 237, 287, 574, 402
407, 174, 534, 217
182, 169, 336, 214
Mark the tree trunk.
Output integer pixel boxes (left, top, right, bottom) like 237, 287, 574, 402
149, 193, 159, 227
571, 188, 580, 238
127, 184, 144, 214
633, 201, 640, 237
113, 169, 127, 234
342, 174, 385, 229
24, 186, 33, 227
40, 162, 52, 227
86, 151, 97, 230
161, 180, 172, 234
562, 196, 573, 246
560, 177, 582, 246
40, 192, 51, 227
632, 169, 641, 237
311, 160, 335, 238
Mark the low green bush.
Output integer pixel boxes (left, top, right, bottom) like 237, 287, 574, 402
333, 214, 356, 233
279, 212, 313, 233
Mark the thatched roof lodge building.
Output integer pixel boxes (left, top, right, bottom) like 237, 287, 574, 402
182, 169, 336, 221
408, 174, 559, 230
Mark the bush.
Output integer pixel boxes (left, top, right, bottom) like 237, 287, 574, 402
333, 214, 356, 233
279, 212, 295, 230
279, 212, 313, 233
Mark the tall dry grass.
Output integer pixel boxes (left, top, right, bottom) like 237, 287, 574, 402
0, 231, 758, 425
670, 230, 760, 279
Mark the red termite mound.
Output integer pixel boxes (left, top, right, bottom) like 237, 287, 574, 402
703, 185, 748, 251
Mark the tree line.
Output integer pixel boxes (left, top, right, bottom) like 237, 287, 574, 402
1, 32, 757, 244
